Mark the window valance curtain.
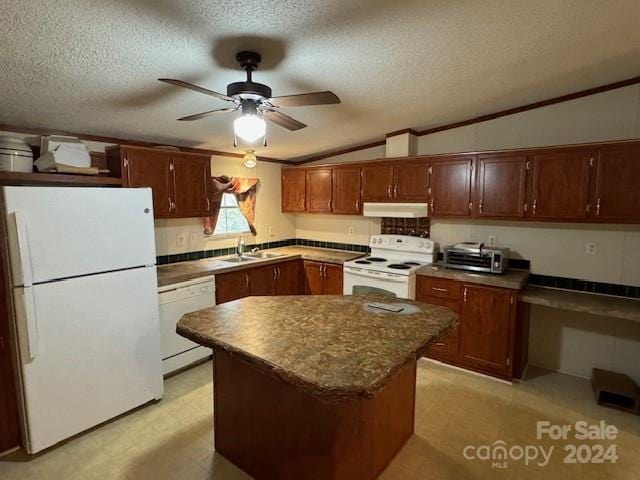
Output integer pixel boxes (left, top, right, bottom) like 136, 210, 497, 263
203, 176, 259, 235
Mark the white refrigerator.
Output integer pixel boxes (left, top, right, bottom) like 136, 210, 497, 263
2, 186, 164, 454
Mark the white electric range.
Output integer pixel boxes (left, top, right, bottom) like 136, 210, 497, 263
343, 234, 438, 299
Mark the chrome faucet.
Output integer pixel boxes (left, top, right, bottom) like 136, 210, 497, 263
250, 247, 259, 254
236, 237, 245, 258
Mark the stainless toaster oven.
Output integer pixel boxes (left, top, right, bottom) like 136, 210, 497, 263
443, 243, 509, 274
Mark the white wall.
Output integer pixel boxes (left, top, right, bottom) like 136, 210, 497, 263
154, 156, 296, 255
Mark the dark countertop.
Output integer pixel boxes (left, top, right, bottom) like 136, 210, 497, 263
416, 263, 529, 290
519, 286, 640, 322
177, 294, 458, 401
156, 246, 363, 288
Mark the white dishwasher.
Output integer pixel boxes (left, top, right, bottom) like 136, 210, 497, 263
158, 276, 215, 375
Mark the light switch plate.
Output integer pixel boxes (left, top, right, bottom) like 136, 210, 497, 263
487, 235, 497, 247
190, 232, 198, 245
585, 242, 597, 255
348, 226, 355, 236
177, 233, 186, 247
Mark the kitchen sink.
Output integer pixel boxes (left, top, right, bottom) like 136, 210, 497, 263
219, 256, 258, 263
246, 252, 287, 260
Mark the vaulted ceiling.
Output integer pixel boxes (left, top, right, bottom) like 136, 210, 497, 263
1, 1, 639, 160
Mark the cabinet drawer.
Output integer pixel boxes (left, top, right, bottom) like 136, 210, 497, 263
417, 277, 462, 300
428, 328, 459, 357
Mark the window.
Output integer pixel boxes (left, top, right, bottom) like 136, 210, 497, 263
213, 193, 251, 236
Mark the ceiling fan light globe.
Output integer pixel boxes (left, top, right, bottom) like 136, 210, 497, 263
233, 115, 266, 143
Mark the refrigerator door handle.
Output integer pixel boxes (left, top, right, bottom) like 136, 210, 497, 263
21, 287, 40, 359
13, 211, 34, 287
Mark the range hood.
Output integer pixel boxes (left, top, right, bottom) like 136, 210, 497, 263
362, 202, 429, 218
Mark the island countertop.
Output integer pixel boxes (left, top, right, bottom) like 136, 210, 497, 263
177, 294, 458, 401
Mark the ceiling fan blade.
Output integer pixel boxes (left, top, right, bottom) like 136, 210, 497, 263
264, 110, 307, 131
269, 91, 340, 107
158, 78, 235, 102
177, 108, 236, 121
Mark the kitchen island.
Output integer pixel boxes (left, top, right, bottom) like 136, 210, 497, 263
177, 294, 457, 480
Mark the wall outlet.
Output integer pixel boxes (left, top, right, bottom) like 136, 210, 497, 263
348, 226, 355, 236
190, 232, 198, 245
585, 242, 598, 255
177, 233, 186, 247
268, 226, 275, 237
487, 235, 497, 247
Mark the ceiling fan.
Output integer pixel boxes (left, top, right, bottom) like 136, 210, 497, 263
159, 51, 340, 146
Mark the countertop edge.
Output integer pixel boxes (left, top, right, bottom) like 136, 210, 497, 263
177, 311, 458, 402
416, 265, 529, 290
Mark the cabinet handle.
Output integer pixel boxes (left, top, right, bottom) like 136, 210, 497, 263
430, 200, 434, 212
479, 203, 483, 214
393, 185, 398, 197
123, 156, 131, 185
432, 287, 448, 293
468, 202, 473, 212
321, 265, 325, 277
586, 203, 591, 214
463, 287, 467, 302
273, 268, 277, 280
206, 198, 211, 211
169, 161, 174, 172
387, 185, 392, 198
427, 186, 431, 195
435, 342, 445, 346
277, 267, 281, 279
168, 198, 173, 212
523, 202, 528, 213
171, 201, 176, 212
245, 273, 250, 288
596, 198, 601, 216
355, 199, 359, 212
532, 199, 537, 215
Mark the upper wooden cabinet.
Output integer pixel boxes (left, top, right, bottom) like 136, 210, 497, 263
592, 144, 640, 222
306, 168, 333, 213
106, 145, 212, 219
282, 168, 306, 212
172, 156, 211, 217
332, 166, 361, 215
394, 159, 429, 202
528, 149, 592, 220
428, 156, 474, 217
361, 163, 394, 202
280, 140, 640, 224
476, 154, 527, 218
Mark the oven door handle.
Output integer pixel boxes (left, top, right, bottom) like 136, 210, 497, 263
344, 268, 408, 283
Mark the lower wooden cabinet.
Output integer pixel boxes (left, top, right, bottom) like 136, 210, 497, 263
216, 269, 252, 304
216, 260, 302, 304
417, 276, 528, 380
303, 261, 344, 295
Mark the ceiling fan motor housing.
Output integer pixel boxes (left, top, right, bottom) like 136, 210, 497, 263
227, 81, 272, 99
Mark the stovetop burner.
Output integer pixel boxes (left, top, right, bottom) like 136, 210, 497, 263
366, 257, 387, 262
404, 262, 421, 266
388, 264, 412, 270
355, 260, 371, 265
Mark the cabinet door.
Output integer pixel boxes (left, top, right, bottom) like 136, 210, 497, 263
393, 159, 429, 202
303, 261, 325, 295
361, 163, 394, 202
593, 144, 640, 222
429, 156, 474, 217
459, 285, 512, 376
250, 265, 277, 296
215, 270, 251, 304
172, 156, 211, 218
282, 169, 306, 212
332, 167, 361, 215
323, 263, 344, 295
476, 154, 527, 218
123, 148, 173, 217
276, 260, 301, 295
529, 150, 592, 220
306, 169, 333, 213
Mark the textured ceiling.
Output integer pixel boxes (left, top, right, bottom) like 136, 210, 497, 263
1, 1, 639, 160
